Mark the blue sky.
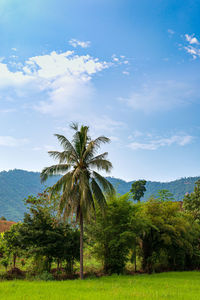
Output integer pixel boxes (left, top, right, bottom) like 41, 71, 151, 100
0, 0, 200, 181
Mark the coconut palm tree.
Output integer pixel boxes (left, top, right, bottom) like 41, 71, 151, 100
40, 123, 114, 279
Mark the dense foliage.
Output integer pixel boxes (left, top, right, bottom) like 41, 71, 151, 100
130, 180, 146, 202
87, 193, 138, 274
183, 179, 200, 221
0, 190, 80, 276
138, 199, 200, 273
1, 183, 200, 278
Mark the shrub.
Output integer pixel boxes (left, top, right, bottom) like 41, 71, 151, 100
35, 271, 54, 281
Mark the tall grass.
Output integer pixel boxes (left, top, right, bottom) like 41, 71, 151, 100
0, 271, 200, 300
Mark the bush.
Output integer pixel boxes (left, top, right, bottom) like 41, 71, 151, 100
0, 267, 26, 280
35, 271, 54, 281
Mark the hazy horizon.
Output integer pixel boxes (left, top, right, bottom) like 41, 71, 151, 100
1, 168, 200, 184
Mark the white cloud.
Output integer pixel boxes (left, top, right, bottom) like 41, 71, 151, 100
0, 63, 33, 87
122, 71, 130, 75
69, 39, 91, 48
11, 48, 17, 51
168, 29, 175, 35
131, 130, 143, 138
129, 134, 193, 150
184, 45, 200, 59
0, 136, 28, 147
112, 54, 119, 62
0, 49, 111, 116
89, 115, 125, 134
183, 34, 200, 59
112, 54, 129, 65
30, 51, 109, 115
120, 80, 196, 113
54, 117, 123, 146
185, 34, 199, 45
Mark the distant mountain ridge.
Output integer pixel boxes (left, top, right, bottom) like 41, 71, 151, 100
0, 169, 199, 221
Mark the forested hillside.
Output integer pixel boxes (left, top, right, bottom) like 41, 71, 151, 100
108, 176, 200, 201
0, 170, 60, 221
0, 169, 199, 221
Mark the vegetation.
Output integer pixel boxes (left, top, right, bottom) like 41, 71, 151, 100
138, 199, 200, 273
87, 193, 137, 274
0, 169, 60, 221
40, 123, 114, 279
130, 180, 146, 202
18, 200, 80, 274
0, 272, 200, 300
1, 124, 200, 291
183, 179, 200, 221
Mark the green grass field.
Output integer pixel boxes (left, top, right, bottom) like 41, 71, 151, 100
0, 271, 200, 300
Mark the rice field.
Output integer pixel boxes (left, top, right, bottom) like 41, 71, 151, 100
0, 271, 200, 300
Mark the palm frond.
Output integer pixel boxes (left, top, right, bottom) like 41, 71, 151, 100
48, 150, 77, 164
54, 134, 78, 161
86, 152, 108, 163
93, 171, 115, 195
89, 159, 113, 172
70, 122, 79, 131
50, 172, 73, 195
73, 125, 89, 157
91, 178, 107, 210
40, 164, 71, 183
59, 179, 79, 218
83, 137, 110, 162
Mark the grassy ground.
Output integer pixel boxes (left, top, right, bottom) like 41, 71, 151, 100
0, 271, 200, 300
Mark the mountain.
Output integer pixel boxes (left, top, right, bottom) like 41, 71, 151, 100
0, 169, 60, 221
107, 176, 200, 201
0, 169, 199, 221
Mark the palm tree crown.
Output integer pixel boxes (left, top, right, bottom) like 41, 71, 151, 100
40, 123, 115, 279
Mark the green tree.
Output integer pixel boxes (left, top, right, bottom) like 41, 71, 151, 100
40, 123, 114, 279
3, 224, 23, 268
138, 199, 200, 273
130, 180, 146, 202
156, 189, 174, 202
18, 207, 80, 273
183, 180, 200, 221
24, 187, 60, 219
87, 193, 137, 274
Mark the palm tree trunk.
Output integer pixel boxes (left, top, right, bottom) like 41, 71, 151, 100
13, 253, 17, 268
134, 255, 137, 272
80, 210, 84, 279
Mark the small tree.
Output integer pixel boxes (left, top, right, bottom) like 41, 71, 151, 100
20, 192, 80, 273
87, 193, 137, 274
131, 180, 146, 202
3, 224, 23, 268
183, 180, 200, 221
